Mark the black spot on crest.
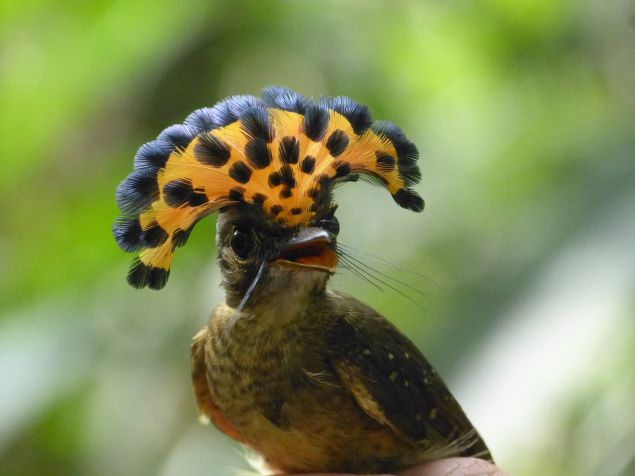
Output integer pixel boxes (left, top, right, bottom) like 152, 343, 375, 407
228, 187, 245, 202
163, 179, 208, 207
268, 171, 282, 187
376, 152, 395, 171
301, 155, 316, 174
371, 120, 421, 186
325, 129, 349, 156
141, 221, 169, 248
307, 187, 321, 199
245, 137, 272, 169
279, 187, 293, 199
321, 96, 372, 135
127, 258, 169, 290
133, 139, 172, 171
279, 165, 296, 188
270, 204, 283, 216
158, 124, 197, 150
332, 160, 351, 179
393, 188, 424, 212
314, 173, 332, 187
290, 207, 302, 215
251, 193, 267, 208
279, 136, 300, 164
240, 106, 274, 142
302, 105, 329, 141
184, 107, 220, 132
228, 161, 252, 184
172, 227, 193, 249
194, 134, 231, 167
113, 218, 143, 252
116, 170, 159, 214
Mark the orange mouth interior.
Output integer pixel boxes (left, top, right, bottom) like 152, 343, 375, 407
274, 238, 338, 271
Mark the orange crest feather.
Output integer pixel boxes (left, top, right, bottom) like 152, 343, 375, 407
114, 87, 423, 289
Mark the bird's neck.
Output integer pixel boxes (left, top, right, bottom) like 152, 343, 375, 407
215, 289, 337, 359
236, 284, 323, 329
222, 268, 331, 329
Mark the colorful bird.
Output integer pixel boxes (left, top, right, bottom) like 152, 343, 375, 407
113, 86, 492, 474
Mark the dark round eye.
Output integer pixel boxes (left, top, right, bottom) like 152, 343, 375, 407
230, 228, 252, 259
320, 216, 340, 235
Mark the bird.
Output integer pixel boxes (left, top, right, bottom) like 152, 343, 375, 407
113, 86, 492, 474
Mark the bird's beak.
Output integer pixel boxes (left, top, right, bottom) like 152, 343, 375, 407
272, 228, 338, 273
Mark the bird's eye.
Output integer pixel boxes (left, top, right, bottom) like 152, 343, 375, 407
230, 228, 252, 259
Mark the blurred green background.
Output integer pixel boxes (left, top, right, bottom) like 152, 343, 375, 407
1, 1, 634, 475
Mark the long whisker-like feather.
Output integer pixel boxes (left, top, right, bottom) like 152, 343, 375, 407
337, 246, 428, 297
238, 261, 266, 311
336, 251, 424, 310
338, 242, 440, 288
337, 261, 383, 290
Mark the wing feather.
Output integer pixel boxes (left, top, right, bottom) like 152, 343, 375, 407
325, 299, 491, 460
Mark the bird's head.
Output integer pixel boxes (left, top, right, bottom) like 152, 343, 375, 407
113, 86, 423, 307
215, 204, 339, 308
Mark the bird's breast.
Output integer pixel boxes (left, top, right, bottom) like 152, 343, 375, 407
200, 299, 428, 473
205, 303, 313, 429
